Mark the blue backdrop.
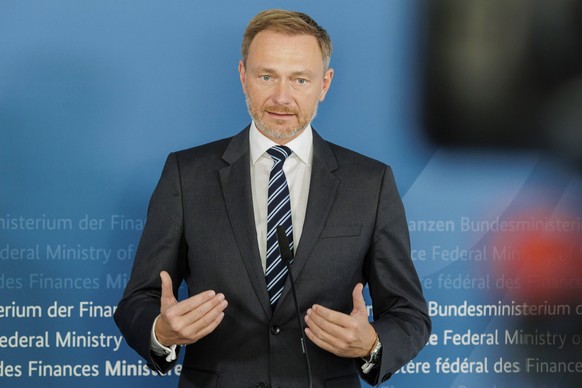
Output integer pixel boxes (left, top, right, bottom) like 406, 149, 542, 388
2, 1, 582, 387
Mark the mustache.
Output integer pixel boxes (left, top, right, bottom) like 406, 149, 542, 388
264, 105, 298, 115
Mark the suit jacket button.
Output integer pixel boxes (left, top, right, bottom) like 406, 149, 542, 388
270, 325, 281, 335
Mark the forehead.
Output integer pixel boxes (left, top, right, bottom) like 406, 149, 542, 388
246, 30, 324, 69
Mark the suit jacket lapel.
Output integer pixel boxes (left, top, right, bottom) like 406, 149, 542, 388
219, 127, 272, 319
277, 130, 339, 308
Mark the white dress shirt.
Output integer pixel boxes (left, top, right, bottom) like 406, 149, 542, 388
249, 122, 313, 270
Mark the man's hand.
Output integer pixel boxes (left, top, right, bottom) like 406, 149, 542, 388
155, 271, 228, 347
304, 283, 377, 358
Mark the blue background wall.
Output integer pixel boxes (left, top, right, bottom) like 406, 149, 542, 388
2, 1, 581, 387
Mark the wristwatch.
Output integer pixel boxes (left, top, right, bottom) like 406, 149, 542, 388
367, 336, 382, 364
361, 336, 382, 373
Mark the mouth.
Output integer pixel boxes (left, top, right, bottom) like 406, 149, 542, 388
266, 111, 297, 122
264, 106, 297, 119
268, 111, 293, 117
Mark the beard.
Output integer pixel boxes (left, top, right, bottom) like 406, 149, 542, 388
245, 96, 318, 141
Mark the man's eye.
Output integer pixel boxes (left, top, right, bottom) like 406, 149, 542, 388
297, 79, 307, 85
261, 75, 271, 81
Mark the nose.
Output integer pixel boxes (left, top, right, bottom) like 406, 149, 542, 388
271, 80, 292, 105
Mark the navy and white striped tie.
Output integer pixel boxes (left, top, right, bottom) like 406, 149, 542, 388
265, 145, 294, 309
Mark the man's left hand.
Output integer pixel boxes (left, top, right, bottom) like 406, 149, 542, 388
304, 283, 377, 358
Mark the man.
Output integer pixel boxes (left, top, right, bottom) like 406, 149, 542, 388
115, 9, 430, 387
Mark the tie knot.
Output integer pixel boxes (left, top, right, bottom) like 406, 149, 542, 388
267, 145, 292, 163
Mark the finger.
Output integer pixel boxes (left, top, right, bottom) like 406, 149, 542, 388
305, 309, 344, 347
304, 321, 340, 355
193, 311, 226, 341
178, 300, 228, 343
179, 298, 229, 343
182, 293, 227, 326
167, 289, 218, 317
160, 271, 178, 310
304, 326, 335, 353
309, 304, 353, 328
351, 283, 367, 316
157, 296, 228, 345
305, 323, 357, 358
306, 307, 351, 340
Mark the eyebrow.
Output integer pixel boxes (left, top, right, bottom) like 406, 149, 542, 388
254, 66, 318, 78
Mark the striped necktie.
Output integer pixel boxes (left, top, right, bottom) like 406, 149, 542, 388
265, 145, 294, 309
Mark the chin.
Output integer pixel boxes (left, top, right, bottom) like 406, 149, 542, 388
257, 122, 304, 141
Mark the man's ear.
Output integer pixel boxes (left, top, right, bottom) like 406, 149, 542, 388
238, 60, 247, 92
319, 68, 334, 102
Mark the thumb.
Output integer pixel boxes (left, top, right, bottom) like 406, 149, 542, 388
350, 283, 368, 317
160, 271, 177, 311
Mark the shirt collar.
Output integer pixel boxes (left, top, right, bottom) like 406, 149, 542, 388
249, 121, 313, 166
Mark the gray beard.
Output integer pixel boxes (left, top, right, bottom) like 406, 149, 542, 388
245, 96, 318, 141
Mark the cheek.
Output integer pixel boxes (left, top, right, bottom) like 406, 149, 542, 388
299, 94, 320, 111
246, 86, 269, 105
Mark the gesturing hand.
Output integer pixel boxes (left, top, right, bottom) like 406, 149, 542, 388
155, 271, 228, 347
304, 283, 377, 358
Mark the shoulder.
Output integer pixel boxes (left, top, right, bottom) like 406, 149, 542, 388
312, 129, 388, 177
169, 126, 249, 168
324, 140, 390, 175
176, 136, 231, 158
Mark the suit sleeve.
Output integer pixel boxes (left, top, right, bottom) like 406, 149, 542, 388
358, 165, 431, 385
113, 152, 188, 373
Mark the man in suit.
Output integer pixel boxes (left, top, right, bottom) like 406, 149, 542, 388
114, 9, 430, 387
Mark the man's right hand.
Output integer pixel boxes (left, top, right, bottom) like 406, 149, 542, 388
155, 271, 228, 347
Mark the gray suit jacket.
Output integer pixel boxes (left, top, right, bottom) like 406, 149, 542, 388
114, 127, 430, 387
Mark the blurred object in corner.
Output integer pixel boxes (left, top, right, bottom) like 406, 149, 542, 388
489, 209, 582, 305
422, 0, 582, 164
